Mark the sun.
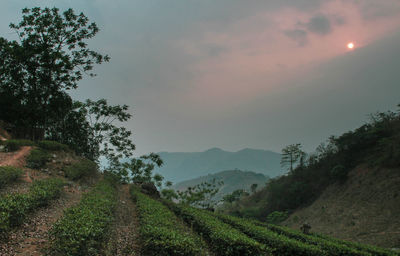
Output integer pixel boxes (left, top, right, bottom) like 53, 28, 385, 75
347, 42, 355, 49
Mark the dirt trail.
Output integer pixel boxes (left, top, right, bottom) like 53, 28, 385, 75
102, 185, 141, 256
0, 184, 85, 256
0, 146, 32, 168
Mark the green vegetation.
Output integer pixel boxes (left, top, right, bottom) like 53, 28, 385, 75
223, 106, 400, 220
50, 179, 117, 256
26, 148, 51, 169
0, 178, 64, 234
1, 139, 34, 152
131, 187, 207, 256
215, 213, 327, 256
280, 143, 306, 172
37, 140, 70, 152
174, 178, 224, 209
247, 220, 397, 256
266, 211, 289, 224
64, 159, 98, 181
249, 220, 392, 256
0, 7, 109, 141
166, 202, 270, 256
112, 152, 164, 184
0, 166, 24, 189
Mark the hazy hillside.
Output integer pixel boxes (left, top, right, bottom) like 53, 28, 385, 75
283, 165, 400, 248
155, 148, 282, 183
172, 170, 269, 202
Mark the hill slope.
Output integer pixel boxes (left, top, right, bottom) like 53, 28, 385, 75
155, 148, 282, 183
172, 170, 269, 202
283, 165, 400, 248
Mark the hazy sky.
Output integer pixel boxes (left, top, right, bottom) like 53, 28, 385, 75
2, 1, 400, 155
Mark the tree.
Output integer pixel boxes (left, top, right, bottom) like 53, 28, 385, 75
111, 153, 164, 185
250, 183, 258, 194
222, 189, 246, 204
176, 179, 224, 209
46, 99, 136, 164
0, 7, 109, 138
280, 143, 305, 172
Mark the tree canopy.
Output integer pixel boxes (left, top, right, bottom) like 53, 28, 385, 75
0, 7, 109, 137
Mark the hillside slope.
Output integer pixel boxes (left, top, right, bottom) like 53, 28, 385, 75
283, 165, 400, 248
172, 170, 269, 202
156, 148, 282, 183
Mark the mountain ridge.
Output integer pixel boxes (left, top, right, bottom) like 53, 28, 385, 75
154, 148, 283, 183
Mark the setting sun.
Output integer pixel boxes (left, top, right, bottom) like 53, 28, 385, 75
347, 42, 355, 49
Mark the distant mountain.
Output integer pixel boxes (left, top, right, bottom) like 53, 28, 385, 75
172, 170, 270, 202
155, 148, 283, 183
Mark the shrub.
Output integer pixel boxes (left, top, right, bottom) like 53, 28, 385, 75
266, 211, 288, 224
0, 166, 24, 189
50, 180, 117, 256
26, 148, 50, 169
2, 139, 35, 152
215, 213, 326, 256
64, 159, 98, 181
131, 187, 207, 256
0, 178, 64, 234
37, 140, 69, 152
166, 202, 270, 256
330, 165, 348, 182
235, 218, 377, 256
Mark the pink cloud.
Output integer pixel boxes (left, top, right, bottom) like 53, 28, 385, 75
173, 1, 400, 115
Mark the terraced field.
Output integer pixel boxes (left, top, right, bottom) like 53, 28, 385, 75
0, 142, 398, 256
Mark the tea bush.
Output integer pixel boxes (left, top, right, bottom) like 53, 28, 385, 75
166, 202, 270, 256
0, 166, 24, 189
37, 140, 70, 152
64, 159, 98, 181
26, 148, 50, 169
131, 187, 207, 256
50, 180, 117, 256
0, 178, 64, 234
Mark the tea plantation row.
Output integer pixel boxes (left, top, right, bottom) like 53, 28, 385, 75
0, 178, 64, 235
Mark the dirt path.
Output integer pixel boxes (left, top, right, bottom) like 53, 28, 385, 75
0, 146, 32, 168
0, 184, 85, 256
102, 185, 141, 256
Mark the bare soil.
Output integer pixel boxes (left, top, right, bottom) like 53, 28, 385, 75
102, 184, 141, 256
0, 146, 32, 168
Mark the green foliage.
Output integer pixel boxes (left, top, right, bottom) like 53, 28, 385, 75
215, 213, 327, 256
0, 7, 108, 138
111, 153, 163, 185
0, 178, 64, 234
0, 166, 24, 189
37, 140, 69, 152
160, 188, 178, 201
251, 183, 258, 193
64, 159, 98, 181
223, 189, 247, 204
131, 187, 207, 256
1, 139, 35, 152
228, 106, 400, 219
26, 148, 50, 169
47, 99, 137, 165
281, 143, 306, 172
50, 180, 117, 256
330, 165, 347, 182
251, 221, 394, 256
266, 211, 288, 224
167, 202, 270, 256
176, 178, 224, 209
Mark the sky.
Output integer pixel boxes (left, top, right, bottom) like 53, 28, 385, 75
1, 0, 400, 155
